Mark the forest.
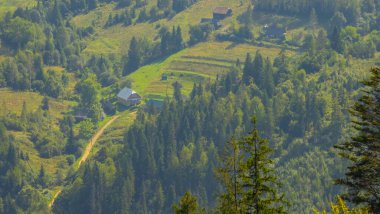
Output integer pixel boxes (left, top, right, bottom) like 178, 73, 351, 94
0, 0, 379, 213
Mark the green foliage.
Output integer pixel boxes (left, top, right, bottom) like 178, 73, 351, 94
314, 197, 371, 214
335, 68, 380, 213
173, 192, 204, 214
1, 17, 44, 49
189, 24, 214, 46
216, 119, 288, 213
77, 74, 102, 122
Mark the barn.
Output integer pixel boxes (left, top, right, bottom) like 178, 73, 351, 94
117, 87, 141, 106
213, 7, 232, 20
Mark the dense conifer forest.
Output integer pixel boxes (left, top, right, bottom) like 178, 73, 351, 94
0, 0, 380, 213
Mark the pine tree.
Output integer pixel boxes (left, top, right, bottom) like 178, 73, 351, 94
252, 51, 264, 88
264, 57, 274, 97
330, 26, 343, 52
175, 26, 183, 51
124, 37, 141, 75
21, 101, 28, 127
52, 0, 63, 26
41, 97, 49, 111
173, 192, 204, 214
309, 8, 318, 32
216, 138, 244, 214
173, 81, 183, 104
7, 144, 17, 168
38, 165, 47, 187
335, 68, 380, 213
242, 53, 253, 85
88, 0, 98, 10
217, 118, 288, 214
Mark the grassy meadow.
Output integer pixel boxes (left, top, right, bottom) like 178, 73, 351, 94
126, 41, 295, 100
0, 0, 36, 18
0, 89, 74, 119
73, 0, 251, 56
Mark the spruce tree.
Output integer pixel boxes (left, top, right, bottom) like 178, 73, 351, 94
242, 53, 253, 85
217, 118, 288, 214
125, 37, 141, 75
330, 26, 343, 52
173, 192, 204, 214
216, 138, 243, 214
309, 8, 318, 32
41, 97, 49, 111
253, 51, 264, 89
335, 68, 380, 213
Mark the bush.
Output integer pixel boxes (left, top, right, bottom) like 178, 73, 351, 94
66, 155, 76, 165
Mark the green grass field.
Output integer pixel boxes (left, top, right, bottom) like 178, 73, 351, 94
126, 41, 295, 100
0, 0, 36, 19
73, 0, 251, 56
0, 89, 74, 119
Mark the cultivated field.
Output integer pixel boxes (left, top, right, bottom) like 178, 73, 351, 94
127, 41, 295, 100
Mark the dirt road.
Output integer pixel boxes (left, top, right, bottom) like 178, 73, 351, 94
77, 115, 120, 168
48, 115, 120, 208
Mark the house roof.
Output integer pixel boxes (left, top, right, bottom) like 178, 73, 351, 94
117, 87, 138, 100
213, 7, 231, 15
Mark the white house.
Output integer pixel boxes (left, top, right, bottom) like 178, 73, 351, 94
117, 87, 141, 106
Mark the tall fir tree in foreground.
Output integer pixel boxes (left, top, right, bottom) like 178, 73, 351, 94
216, 118, 288, 214
335, 68, 380, 213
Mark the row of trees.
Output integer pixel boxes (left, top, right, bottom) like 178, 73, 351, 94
123, 25, 184, 75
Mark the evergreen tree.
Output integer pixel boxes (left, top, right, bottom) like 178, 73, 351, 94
242, 53, 253, 85
217, 118, 288, 213
335, 68, 380, 213
124, 37, 141, 75
240, 118, 287, 213
309, 8, 318, 32
330, 26, 343, 52
216, 138, 243, 214
41, 97, 49, 111
7, 144, 17, 168
38, 165, 47, 188
175, 26, 183, 51
252, 51, 264, 88
264, 57, 275, 97
88, 0, 97, 10
173, 81, 183, 104
173, 192, 204, 214
21, 101, 28, 124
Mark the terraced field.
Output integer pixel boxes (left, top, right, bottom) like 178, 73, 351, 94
127, 41, 296, 100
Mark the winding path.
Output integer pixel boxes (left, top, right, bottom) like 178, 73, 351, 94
77, 115, 120, 169
48, 115, 120, 209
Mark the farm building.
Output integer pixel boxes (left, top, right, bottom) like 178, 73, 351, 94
117, 87, 141, 106
213, 7, 232, 20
